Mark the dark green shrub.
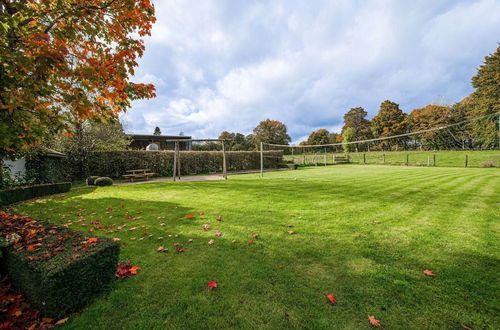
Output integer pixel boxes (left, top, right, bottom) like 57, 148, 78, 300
0, 213, 119, 318
0, 182, 71, 206
95, 177, 113, 186
25, 155, 66, 184
86, 176, 100, 185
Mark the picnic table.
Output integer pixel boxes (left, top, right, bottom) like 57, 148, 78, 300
123, 169, 155, 182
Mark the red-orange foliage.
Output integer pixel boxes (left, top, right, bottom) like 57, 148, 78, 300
0, 1, 156, 156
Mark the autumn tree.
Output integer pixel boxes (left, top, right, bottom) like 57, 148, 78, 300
154, 127, 162, 135
252, 119, 291, 147
467, 45, 500, 148
307, 129, 330, 145
408, 104, 458, 150
371, 100, 408, 150
0, 0, 156, 161
341, 107, 372, 143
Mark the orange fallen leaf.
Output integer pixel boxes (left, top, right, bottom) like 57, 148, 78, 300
176, 248, 185, 253
56, 317, 69, 325
199, 212, 205, 215
251, 232, 258, 237
27, 245, 38, 252
248, 239, 255, 244
129, 266, 140, 274
326, 293, 337, 304
185, 214, 194, 219
208, 239, 215, 245
368, 315, 381, 327
423, 269, 436, 276
287, 230, 295, 235
157, 246, 167, 252
41, 318, 53, 324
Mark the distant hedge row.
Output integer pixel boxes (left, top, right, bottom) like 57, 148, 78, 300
63, 150, 283, 179
0, 182, 72, 206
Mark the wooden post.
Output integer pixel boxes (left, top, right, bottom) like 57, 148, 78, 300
324, 147, 327, 166
363, 153, 366, 164
222, 141, 227, 180
406, 154, 409, 166
172, 141, 178, 182
433, 154, 436, 166
303, 148, 305, 165
465, 154, 468, 168
383, 153, 385, 164
177, 142, 181, 180
260, 142, 264, 177
292, 147, 294, 164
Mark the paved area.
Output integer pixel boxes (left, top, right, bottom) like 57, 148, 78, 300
115, 174, 226, 185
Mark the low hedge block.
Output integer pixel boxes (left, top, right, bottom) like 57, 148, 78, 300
86, 176, 100, 185
0, 182, 71, 206
0, 212, 120, 318
94, 177, 113, 186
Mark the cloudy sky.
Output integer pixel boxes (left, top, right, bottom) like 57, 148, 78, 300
122, 0, 500, 143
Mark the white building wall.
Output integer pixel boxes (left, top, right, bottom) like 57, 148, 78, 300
2, 158, 27, 179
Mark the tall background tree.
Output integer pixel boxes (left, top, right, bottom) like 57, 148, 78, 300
342, 107, 372, 143
0, 0, 156, 161
49, 120, 130, 179
153, 127, 162, 135
342, 127, 355, 152
408, 105, 457, 150
371, 100, 408, 150
467, 45, 500, 148
252, 119, 291, 147
307, 129, 330, 145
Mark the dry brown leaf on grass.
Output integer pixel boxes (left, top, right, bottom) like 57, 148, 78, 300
423, 269, 436, 276
368, 315, 381, 327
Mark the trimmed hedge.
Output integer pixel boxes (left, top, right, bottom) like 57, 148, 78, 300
0, 182, 72, 206
63, 150, 283, 179
0, 212, 119, 318
86, 176, 100, 185
95, 177, 113, 186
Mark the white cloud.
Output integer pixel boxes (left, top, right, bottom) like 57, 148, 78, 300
125, 0, 500, 142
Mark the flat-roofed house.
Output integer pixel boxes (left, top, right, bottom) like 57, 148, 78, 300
129, 134, 192, 151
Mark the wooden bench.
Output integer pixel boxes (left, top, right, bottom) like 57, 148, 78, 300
333, 155, 350, 164
123, 169, 156, 182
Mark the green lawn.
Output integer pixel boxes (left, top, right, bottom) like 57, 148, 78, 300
284, 150, 500, 168
8, 165, 500, 329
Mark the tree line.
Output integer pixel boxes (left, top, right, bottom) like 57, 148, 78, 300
215, 46, 498, 152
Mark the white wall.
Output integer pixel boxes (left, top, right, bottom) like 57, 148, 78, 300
2, 158, 26, 179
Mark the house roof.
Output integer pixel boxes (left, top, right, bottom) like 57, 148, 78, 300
44, 149, 66, 158
130, 134, 192, 141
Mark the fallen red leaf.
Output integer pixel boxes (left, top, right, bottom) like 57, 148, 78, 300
116, 263, 140, 278
207, 280, 218, 290
368, 315, 381, 327
41, 317, 53, 324
326, 293, 337, 304
423, 269, 436, 276
185, 214, 194, 219
248, 239, 254, 244
176, 248, 185, 253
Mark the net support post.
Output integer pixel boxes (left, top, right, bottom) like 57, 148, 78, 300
260, 142, 264, 177
172, 141, 178, 182
222, 141, 227, 180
